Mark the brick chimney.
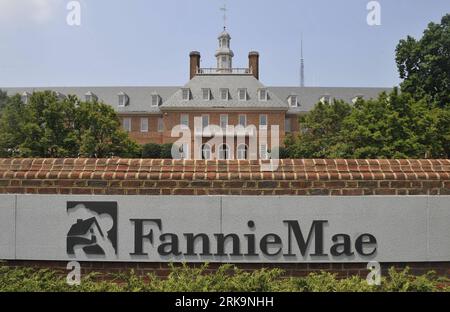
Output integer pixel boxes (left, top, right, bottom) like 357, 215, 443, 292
248, 51, 259, 80
189, 51, 201, 80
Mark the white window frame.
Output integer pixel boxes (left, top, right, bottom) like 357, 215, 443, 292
259, 114, 268, 128
238, 114, 247, 127
218, 144, 230, 160
289, 95, 298, 107
258, 89, 268, 101
140, 117, 148, 133
237, 144, 248, 160
202, 114, 210, 128
202, 88, 211, 101
202, 144, 212, 160
220, 114, 228, 130
151, 94, 160, 107
182, 88, 191, 101
238, 88, 247, 101
157, 117, 164, 133
352, 95, 363, 104
220, 88, 229, 101
180, 114, 189, 127
118, 93, 129, 107
320, 95, 331, 104
85, 92, 97, 103
259, 143, 268, 160
123, 117, 131, 132
21, 92, 30, 104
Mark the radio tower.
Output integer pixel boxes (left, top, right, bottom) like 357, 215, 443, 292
300, 36, 305, 87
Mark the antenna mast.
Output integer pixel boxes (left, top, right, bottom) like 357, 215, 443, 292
300, 35, 305, 87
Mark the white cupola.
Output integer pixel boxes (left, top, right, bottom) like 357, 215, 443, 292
215, 28, 234, 72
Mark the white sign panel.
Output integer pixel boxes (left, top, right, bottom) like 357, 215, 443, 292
0, 195, 449, 263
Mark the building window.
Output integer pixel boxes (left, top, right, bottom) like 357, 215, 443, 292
220, 114, 228, 130
218, 144, 230, 160
258, 89, 268, 101
179, 143, 190, 160
122, 118, 131, 132
202, 114, 210, 128
352, 95, 364, 104
237, 144, 248, 160
202, 144, 212, 160
118, 92, 129, 107
285, 118, 292, 133
220, 88, 229, 101
238, 114, 247, 127
289, 95, 298, 107
260, 144, 268, 160
140, 118, 148, 133
259, 114, 268, 127
85, 92, 97, 103
157, 117, 164, 132
238, 88, 247, 101
21, 92, 30, 104
320, 95, 331, 104
182, 88, 191, 101
180, 114, 189, 127
151, 94, 160, 106
202, 88, 211, 101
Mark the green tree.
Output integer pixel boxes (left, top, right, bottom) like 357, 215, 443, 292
0, 92, 140, 158
142, 143, 162, 158
395, 14, 450, 108
339, 89, 448, 158
0, 89, 8, 114
288, 100, 352, 158
74, 99, 141, 158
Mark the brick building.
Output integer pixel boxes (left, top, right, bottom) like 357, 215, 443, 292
3, 29, 389, 159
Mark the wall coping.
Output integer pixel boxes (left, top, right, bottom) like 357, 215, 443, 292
0, 158, 449, 181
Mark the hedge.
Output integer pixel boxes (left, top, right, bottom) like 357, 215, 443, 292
0, 264, 449, 292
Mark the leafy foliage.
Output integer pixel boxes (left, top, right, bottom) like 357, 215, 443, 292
0, 91, 140, 158
395, 14, 450, 108
0, 264, 448, 292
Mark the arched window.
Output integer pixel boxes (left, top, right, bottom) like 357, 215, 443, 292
218, 144, 230, 160
237, 144, 248, 160
202, 144, 212, 160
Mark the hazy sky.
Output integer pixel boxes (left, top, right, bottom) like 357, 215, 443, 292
0, 0, 448, 88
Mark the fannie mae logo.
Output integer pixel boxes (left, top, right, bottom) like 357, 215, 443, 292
66, 202, 118, 257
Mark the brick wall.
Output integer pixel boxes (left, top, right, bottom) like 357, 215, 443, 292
1, 158, 449, 278
0, 158, 449, 196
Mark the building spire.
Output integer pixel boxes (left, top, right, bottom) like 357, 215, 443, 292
220, 2, 227, 30
300, 34, 305, 87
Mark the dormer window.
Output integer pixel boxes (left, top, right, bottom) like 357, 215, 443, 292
151, 94, 160, 106
21, 92, 31, 104
320, 95, 331, 104
202, 88, 211, 101
289, 95, 298, 107
182, 88, 191, 101
55, 92, 66, 100
118, 92, 129, 107
238, 88, 247, 101
85, 92, 97, 103
352, 95, 364, 104
258, 89, 268, 101
220, 88, 229, 101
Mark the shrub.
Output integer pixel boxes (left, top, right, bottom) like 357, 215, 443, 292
141, 143, 162, 158
0, 264, 448, 292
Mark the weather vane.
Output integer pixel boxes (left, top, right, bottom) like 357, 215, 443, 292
220, 2, 227, 30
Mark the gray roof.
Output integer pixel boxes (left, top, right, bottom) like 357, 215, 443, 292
2, 86, 178, 114
1, 84, 392, 114
161, 74, 288, 111
269, 87, 391, 114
